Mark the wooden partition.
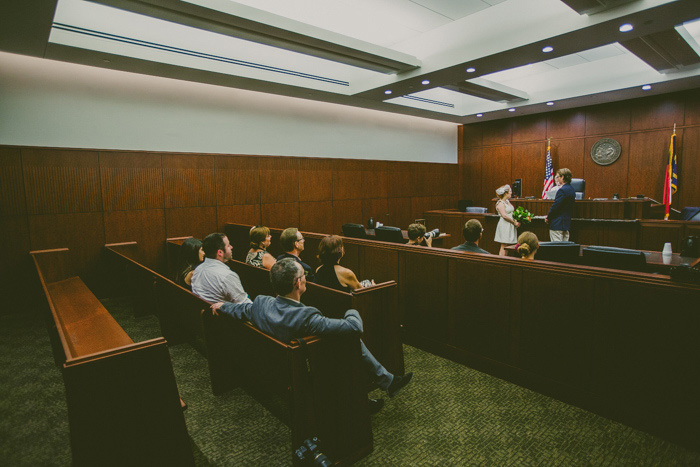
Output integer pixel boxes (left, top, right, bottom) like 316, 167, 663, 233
225, 222, 700, 449
31, 248, 193, 466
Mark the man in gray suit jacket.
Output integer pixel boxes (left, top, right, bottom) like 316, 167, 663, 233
211, 258, 412, 410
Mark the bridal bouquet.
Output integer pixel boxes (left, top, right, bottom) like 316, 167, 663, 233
512, 206, 533, 224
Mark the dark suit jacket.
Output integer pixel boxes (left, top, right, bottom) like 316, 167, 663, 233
219, 295, 362, 344
547, 183, 575, 231
276, 252, 315, 282
451, 242, 489, 254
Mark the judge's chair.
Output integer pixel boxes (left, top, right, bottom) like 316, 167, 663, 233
570, 178, 585, 200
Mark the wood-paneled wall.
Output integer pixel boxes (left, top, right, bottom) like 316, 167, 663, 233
461, 89, 700, 210
0, 146, 457, 303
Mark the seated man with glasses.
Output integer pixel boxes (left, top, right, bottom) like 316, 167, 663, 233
211, 258, 413, 413
451, 219, 489, 254
277, 227, 314, 281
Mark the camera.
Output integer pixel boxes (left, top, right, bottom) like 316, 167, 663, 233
295, 437, 332, 466
424, 228, 440, 239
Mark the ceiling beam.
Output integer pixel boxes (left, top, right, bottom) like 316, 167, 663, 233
620, 28, 700, 72
85, 0, 421, 74
444, 78, 529, 103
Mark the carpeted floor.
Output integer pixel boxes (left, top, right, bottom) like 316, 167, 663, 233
1, 298, 699, 466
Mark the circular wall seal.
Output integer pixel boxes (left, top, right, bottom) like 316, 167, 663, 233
590, 138, 621, 166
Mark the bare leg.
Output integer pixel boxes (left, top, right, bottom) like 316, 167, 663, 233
499, 243, 506, 256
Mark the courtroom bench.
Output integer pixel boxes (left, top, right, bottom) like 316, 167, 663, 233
30, 248, 193, 466
227, 222, 700, 451
160, 239, 374, 464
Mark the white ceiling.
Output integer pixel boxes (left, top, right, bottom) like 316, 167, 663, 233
2, 0, 700, 123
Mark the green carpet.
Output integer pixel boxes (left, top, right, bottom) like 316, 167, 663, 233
1, 298, 698, 466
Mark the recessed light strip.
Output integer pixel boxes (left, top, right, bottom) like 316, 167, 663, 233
401, 95, 455, 108
51, 22, 350, 86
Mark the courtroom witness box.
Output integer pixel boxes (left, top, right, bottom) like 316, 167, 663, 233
30, 247, 194, 466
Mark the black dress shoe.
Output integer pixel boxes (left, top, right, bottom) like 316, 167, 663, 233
387, 372, 413, 398
368, 398, 385, 414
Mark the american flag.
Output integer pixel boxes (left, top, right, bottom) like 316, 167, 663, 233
541, 141, 554, 198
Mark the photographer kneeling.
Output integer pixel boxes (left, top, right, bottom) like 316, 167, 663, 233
406, 223, 439, 247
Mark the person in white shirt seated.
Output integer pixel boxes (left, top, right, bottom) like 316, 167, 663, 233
191, 232, 252, 304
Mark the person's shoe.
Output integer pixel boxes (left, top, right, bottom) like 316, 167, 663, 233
368, 398, 384, 414
387, 372, 413, 398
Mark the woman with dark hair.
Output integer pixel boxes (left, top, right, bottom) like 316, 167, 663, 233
315, 235, 374, 291
176, 237, 205, 288
246, 226, 276, 270
516, 231, 539, 260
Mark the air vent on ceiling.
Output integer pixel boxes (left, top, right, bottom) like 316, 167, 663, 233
444, 78, 528, 103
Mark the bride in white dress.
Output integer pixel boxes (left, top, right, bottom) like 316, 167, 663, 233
494, 184, 520, 256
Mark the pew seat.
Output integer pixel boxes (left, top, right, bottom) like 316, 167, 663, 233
31, 248, 193, 466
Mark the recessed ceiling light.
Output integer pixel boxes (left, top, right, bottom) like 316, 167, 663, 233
466, 67, 476, 73
509, 108, 516, 112
542, 46, 554, 53
546, 101, 554, 106
642, 84, 651, 91
619, 23, 634, 32
476, 113, 483, 117
384, 90, 392, 95
421, 80, 430, 85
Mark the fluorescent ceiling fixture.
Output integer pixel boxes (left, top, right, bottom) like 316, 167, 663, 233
50, 0, 380, 93
619, 23, 634, 33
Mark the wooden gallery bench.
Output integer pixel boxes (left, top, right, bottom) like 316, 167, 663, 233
30, 248, 193, 466
162, 239, 374, 464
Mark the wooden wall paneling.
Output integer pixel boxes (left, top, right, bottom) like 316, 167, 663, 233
424, 212, 444, 235
386, 197, 412, 231
462, 122, 483, 148
0, 216, 31, 309
214, 155, 260, 206
511, 142, 544, 199
331, 199, 363, 234
628, 130, 676, 201
550, 139, 584, 183
165, 206, 218, 240
482, 120, 512, 146
684, 223, 700, 243
601, 222, 638, 249
99, 151, 163, 211
682, 88, 700, 126
339, 241, 362, 278
447, 259, 511, 362
511, 116, 547, 143
519, 268, 595, 387
461, 147, 482, 206
104, 210, 166, 269
259, 157, 299, 205
480, 145, 511, 211
332, 159, 363, 200
298, 158, 333, 202
161, 154, 215, 208
300, 201, 333, 235
572, 221, 602, 246
630, 95, 685, 132
442, 213, 466, 249
386, 161, 413, 199
28, 212, 105, 278
585, 103, 631, 136
679, 126, 700, 209
361, 198, 388, 228
23, 148, 102, 214
401, 251, 449, 343
360, 160, 387, 199
546, 110, 586, 139
592, 280, 700, 443
583, 135, 630, 199
261, 202, 300, 230
216, 204, 261, 230
638, 221, 685, 253
410, 197, 437, 227
0, 147, 26, 216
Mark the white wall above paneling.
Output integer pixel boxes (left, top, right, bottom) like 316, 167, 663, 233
0, 52, 457, 163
